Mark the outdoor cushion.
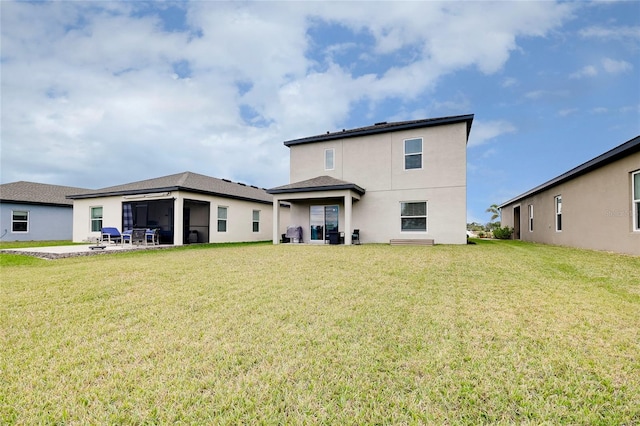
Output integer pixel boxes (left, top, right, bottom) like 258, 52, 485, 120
101, 227, 122, 243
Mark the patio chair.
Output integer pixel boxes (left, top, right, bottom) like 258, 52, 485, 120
122, 229, 132, 245
130, 228, 146, 246
101, 227, 123, 244
145, 228, 159, 245
352, 229, 360, 245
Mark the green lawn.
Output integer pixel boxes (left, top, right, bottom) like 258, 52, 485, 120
2, 240, 639, 424
0, 240, 80, 249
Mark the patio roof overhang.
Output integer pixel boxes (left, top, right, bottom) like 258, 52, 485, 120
267, 175, 365, 197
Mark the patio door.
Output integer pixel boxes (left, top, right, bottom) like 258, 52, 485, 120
310, 205, 338, 242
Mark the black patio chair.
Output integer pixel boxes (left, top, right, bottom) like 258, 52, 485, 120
352, 229, 360, 245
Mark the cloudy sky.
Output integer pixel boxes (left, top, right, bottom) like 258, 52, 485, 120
1, 1, 639, 224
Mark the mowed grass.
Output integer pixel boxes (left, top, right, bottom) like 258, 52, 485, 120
2, 240, 639, 424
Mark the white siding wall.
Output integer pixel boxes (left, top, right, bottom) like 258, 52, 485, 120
73, 192, 287, 244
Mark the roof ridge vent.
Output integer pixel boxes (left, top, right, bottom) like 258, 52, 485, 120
222, 178, 232, 183
374, 121, 387, 126
238, 182, 246, 186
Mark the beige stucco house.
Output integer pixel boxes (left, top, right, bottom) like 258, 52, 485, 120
268, 114, 474, 245
499, 135, 640, 256
68, 171, 288, 245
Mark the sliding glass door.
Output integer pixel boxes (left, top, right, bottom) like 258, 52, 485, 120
310, 205, 339, 242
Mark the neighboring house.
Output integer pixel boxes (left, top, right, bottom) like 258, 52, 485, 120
0, 181, 91, 241
499, 135, 640, 256
67, 171, 288, 245
268, 114, 474, 245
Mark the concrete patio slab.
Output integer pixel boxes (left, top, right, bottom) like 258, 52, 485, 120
1, 243, 172, 259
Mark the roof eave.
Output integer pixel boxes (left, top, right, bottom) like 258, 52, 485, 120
499, 135, 640, 208
268, 184, 366, 196
66, 186, 181, 199
67, 186, 273, 205
284, 114, 474, 147
0, 199, 73, 207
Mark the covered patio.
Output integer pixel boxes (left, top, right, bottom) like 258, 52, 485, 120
268, 176, 365, 245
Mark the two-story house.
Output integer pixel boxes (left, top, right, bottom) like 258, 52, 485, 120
268, 114, 474, 245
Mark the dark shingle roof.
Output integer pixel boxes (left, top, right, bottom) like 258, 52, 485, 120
268, 175, 365, 195
284, 114, 474, 147
0, 181, 92, 206
67, 171, 273, 204
499, 134, 640, 208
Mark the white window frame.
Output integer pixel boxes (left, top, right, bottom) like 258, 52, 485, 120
400, 201, 428, 232
633, 171, 640, 232
324, 148, 335, 171
252, 210, 260, 233
528, 204, 534, 232
555, 195, 562, 232
90, 206, 103, 232
217, 206, 228, 232
11, 210, 29, 233
404, 138, 423, 170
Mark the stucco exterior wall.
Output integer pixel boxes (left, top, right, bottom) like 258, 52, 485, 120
0, 203, 74, 241
288, 122, 468, 244
73, 192, 284, 244
501, 151, 640, 256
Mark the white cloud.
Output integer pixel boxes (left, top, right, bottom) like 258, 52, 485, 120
558, 108, 579, 117
467, 120, 517, 148
579, 25, 640, 40
524, 90, 570, 100
570, 65, 598, 79
0, 1, 575, 188
502, 77, 518, 88
602, 57, 633, 74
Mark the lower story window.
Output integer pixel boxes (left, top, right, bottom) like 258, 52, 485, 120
218, 206, 228, 232
12, 210, 29, 232
252, 210, 260, 232
91, 207, 103, 232
401, 201, 427, 231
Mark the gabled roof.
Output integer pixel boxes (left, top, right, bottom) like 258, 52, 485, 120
268, 175, 365, 195
67, 171, 273, 204
0, 181, 91, 207
499, 135, 640, 208
283, 114, 474, 147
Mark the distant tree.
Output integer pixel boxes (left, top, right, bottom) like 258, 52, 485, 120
486, 204, 501, 222
485, 221, 501, 231
467, 222, 485, 232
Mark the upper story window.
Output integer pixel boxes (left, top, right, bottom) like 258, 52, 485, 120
528, 204, 534, 232
218, 206, 228, 232
91, 207, 103, 232
555, 195, 562, 232
401, 201, 427, 232
325, 148, 334, 170
252, 210, 260, 232
404, 138, 423, 170
12, 210, 29, 233
633, 171, 640, 231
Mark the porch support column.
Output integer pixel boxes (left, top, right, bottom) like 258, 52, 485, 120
174, 197, 184, 246
344, 193, 352, 245
272, 197, 280, 245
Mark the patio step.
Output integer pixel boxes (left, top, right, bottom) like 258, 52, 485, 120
389, 239, 435, 246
